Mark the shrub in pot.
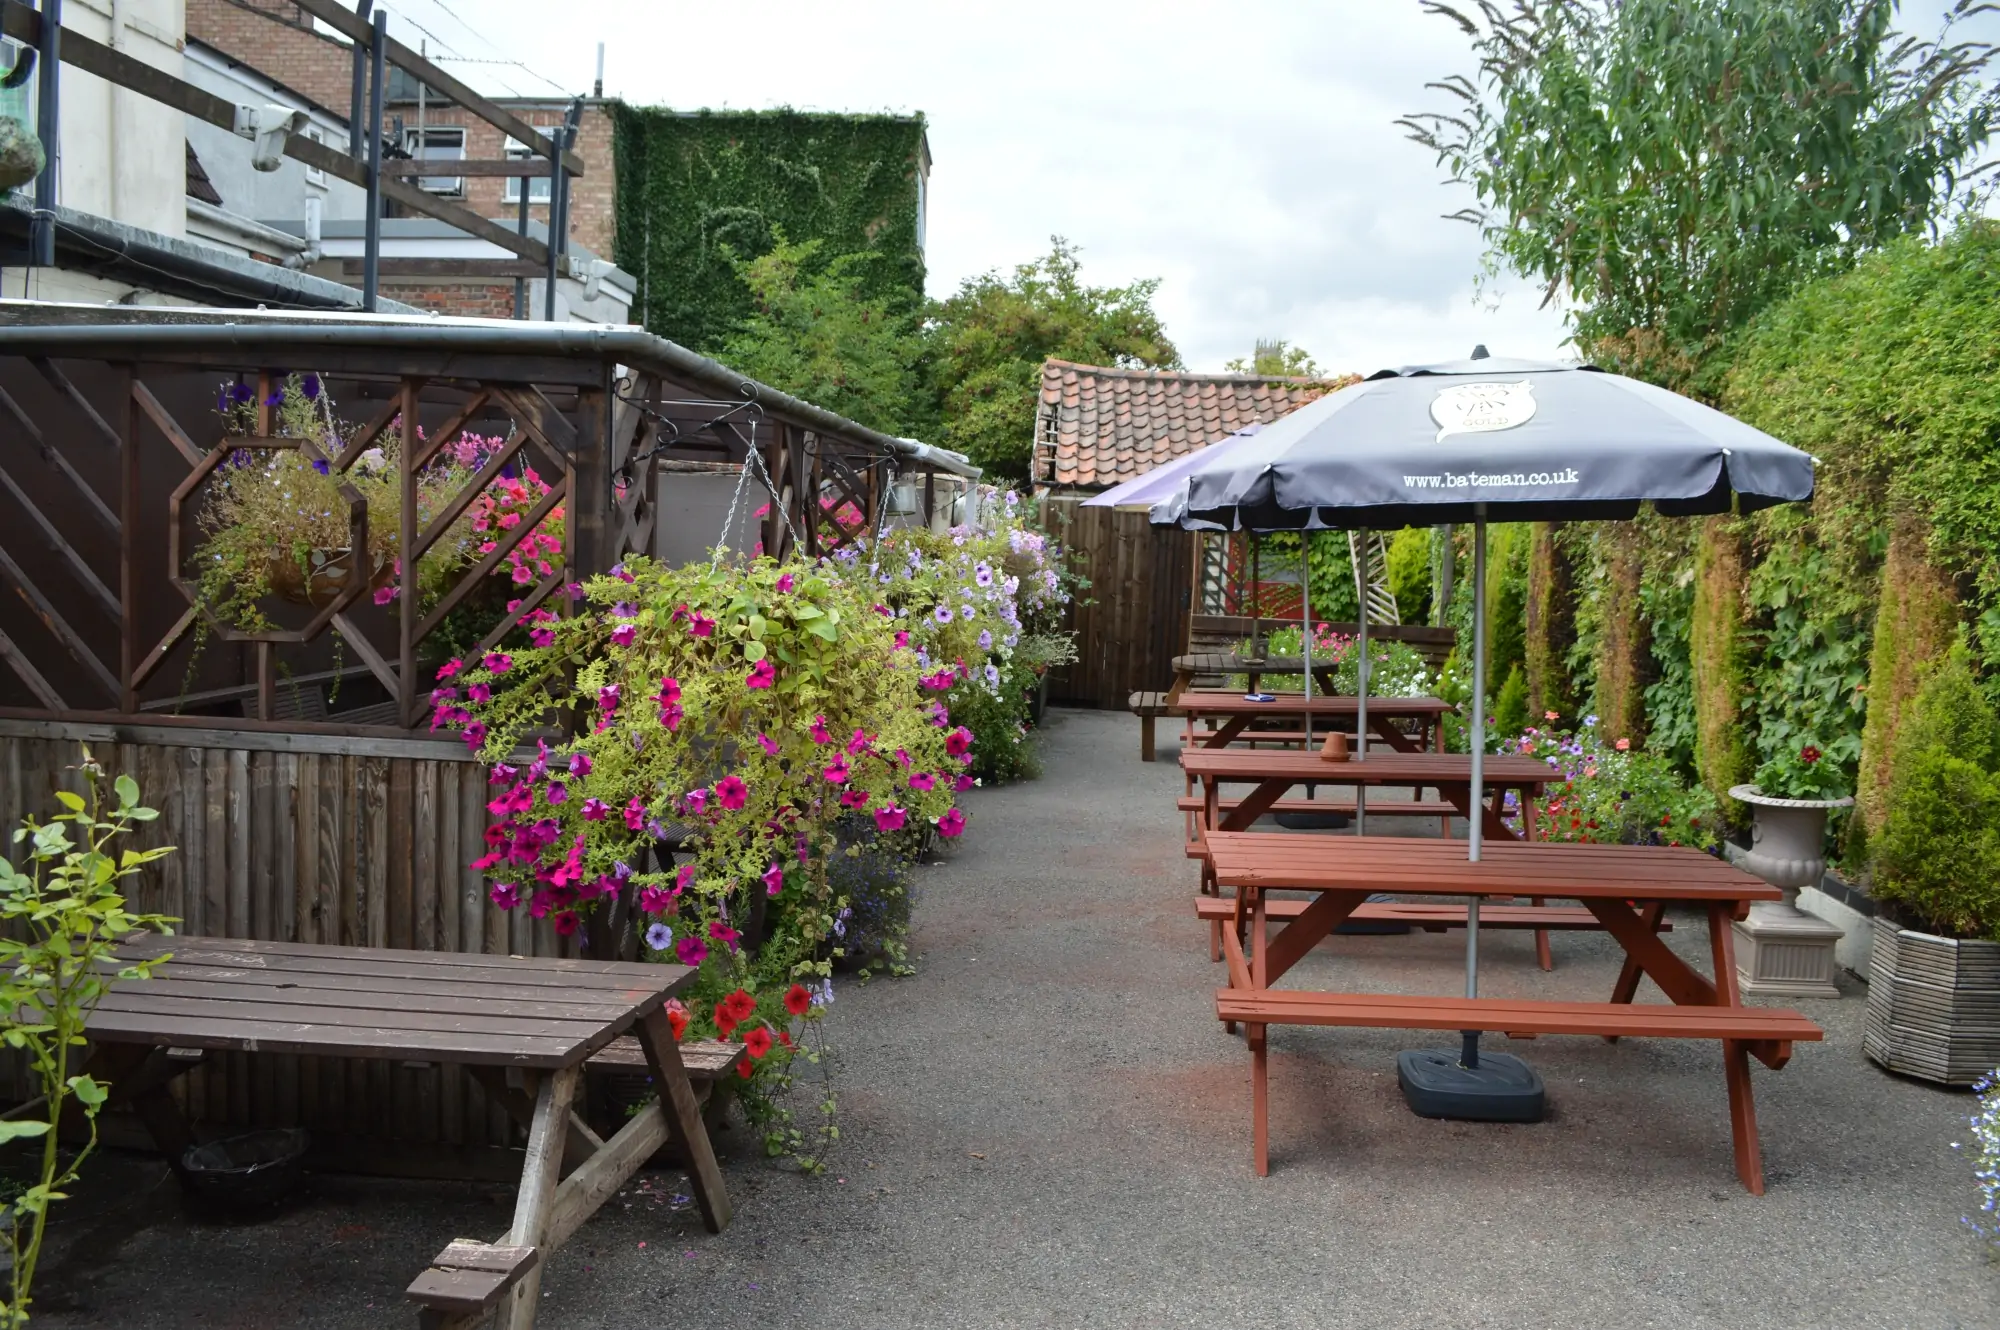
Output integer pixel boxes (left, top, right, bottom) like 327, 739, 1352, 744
1865, 643, 2000, 1085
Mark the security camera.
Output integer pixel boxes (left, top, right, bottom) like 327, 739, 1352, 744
233, 104, 311, 172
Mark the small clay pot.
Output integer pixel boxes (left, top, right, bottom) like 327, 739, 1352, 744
1319, 731, 1349, 763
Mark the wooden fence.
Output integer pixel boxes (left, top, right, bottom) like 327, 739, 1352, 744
1042, 499, 1193, 709
0, 713, 569, 1178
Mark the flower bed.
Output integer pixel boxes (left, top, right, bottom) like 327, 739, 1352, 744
1499, 712, 1721, 850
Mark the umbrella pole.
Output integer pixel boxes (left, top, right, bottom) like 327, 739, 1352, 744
1300, 532, 1312, 747
1462, 515, 1488, 1068
1355, 527, 1369, 834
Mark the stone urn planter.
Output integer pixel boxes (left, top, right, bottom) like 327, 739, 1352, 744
1864, 924, 2000, 1086
1725, 785, 1852, 998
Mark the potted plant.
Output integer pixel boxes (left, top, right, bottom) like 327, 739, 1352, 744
1864, 643, 2000, 1086
1726, 742, 1852, 998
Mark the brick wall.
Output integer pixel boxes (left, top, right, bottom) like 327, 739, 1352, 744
409, 104, 617, 259
383, 283, 519, 318
187, 0, 355, 117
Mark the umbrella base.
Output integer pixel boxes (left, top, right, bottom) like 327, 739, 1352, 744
1396, 1048, 1546, 1122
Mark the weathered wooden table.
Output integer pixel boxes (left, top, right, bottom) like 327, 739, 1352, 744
88, 936, 730, 1330
1169, 689, 1453, 754
1179, 748, 1552, 845
1202, 833, 1823, 1192
1169, 651, 1338, 701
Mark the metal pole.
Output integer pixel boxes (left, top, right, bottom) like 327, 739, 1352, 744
348, 0, 374, 158
1355, 527, 1369, 834
30, 0, 60, 269
362, 7, 385, 312
513, 130, 532, 319
1461, 510, 1488, 1068
1299, 530, 1312, 747
544, 99, 581, 323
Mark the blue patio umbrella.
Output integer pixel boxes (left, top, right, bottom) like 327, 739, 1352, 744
1152, 349, 1815, 1120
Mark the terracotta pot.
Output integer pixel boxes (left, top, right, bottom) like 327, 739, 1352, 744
267, 547, 392, 609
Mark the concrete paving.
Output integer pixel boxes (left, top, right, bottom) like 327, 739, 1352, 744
32, 707, 2000, 1328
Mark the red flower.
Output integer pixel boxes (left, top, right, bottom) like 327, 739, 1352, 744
736, 1059, 754, 1079
784, 983, 812, 1016
722, 988, 758, 1024
665, 1001, 689, 1041
743, 1026, 774, 1059
1800, 745, 1822, 764
714, 1003, 739, 1038
778, 1030, 794, 1049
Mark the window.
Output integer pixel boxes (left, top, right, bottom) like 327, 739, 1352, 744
405, 126, 466, 196
303, 125, 327, 188
502, 128, 555, 204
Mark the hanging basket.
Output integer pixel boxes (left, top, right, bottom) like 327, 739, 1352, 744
267, 547, 393, 608
0, 116, 43, 192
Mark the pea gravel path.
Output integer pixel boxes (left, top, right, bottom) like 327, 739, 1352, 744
32, 708, 2000, 1328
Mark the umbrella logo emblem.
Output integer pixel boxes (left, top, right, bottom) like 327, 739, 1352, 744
1430, 380, 1537, 443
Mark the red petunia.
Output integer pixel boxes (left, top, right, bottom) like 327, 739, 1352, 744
784, 983, 812, 1016
743, 1026, 774, 1059
736, 1059, 754, 1080
714, 1002, 739, 1038
722, 988, 758, 1024
665, 1002, 689, 1041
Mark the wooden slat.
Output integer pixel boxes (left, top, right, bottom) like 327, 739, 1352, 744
120, 935, 685, 984
0, 624, 65, 710
1215, 990, 1823, 1042
0, 540, 121, 700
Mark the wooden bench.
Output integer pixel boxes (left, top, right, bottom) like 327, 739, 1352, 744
1176, 794, 1457, 826
1130, 690, 1171, 761
584, 1037, 746, 1141
407, 1240, 539, 1329
1193, 895, 1672, 933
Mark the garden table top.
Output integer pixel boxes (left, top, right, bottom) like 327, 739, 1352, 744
89, 935, 731, 1330
1169, 690, 1453, 754
1199, 832, 1814, 1192
1180, 748, 1551, 841
1170, 652, 1340, 701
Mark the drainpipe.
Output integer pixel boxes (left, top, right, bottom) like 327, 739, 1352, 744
283, 195, 323, 270
30, 0, 59, 267
542, 98, 581, 323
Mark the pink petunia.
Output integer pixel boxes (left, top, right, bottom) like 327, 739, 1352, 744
483, 652, 513, 674
683, 788, 709, 814
822, 758, 851, 785
910, 772, 935, 792
624, 797, 646, 831
657, 676, 681, 704
597, 685, 620, 714
839, 789, 870, 809
581, 797, 610, 821
489, 882, 521, 909
569, 753, 592, 778
545, 783, 567, 805
846, 728, 871, 755
435, 658, 463, 681
676, 936, 708, 966
715, 775, 748, 811
945, 726, 974, 758
611, 623, 637, 647
676, 863, 696, 891
937, 808, 967, 838
874, 805, 907, 833
468, 683, 492, 704
776, 572, 795, 593
689, 614, 716, 638
639, 885, 674, 915
953, 774, 975, 793
528, 626, 555, 648
894, 630, 910, 649
756, 733, 780, 757
809, 715, 833, 744
373, 585, 398, 606
708, 921, 741, 949
745, 659, 776, 690
762, 862, 785, 896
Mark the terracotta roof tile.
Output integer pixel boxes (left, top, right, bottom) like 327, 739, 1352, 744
1035, 358, 1356, 489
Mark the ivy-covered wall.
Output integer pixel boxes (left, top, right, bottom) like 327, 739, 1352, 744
611, 106, 929, 355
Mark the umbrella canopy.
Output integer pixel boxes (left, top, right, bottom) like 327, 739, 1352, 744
1169, 357, 1814, 532
1080, 422, 1264, 510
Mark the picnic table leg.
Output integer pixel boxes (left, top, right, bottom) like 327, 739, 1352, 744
1249, 1023, 1270, 1177
496, 1064, 581, 1330
1604, 900, 1667, 1027
1708, 903, 1767, 1195
636, 1008, 734, 1233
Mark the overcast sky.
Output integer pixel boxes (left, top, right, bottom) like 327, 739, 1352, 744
381, 0, 1996, 377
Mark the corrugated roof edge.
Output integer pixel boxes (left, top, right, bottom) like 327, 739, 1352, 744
0, 302, 980, 480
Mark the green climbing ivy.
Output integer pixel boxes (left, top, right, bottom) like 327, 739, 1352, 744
613, 107, 929, 357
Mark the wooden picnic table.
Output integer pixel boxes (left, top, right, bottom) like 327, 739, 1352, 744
1170, 689, 1453, 754
1180, 747, 1552, 845
1170, 651, 1339, 701
1202, 833, 1823, 1192
86, 936, 730, 1330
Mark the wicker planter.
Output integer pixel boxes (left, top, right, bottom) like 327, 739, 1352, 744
267, 547, 392, 608
1864, 924, 2000, 1087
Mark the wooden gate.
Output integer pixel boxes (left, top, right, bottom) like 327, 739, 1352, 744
1042, 499, 1193, 709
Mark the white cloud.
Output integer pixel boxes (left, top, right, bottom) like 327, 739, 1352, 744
378, 2, 1608, 371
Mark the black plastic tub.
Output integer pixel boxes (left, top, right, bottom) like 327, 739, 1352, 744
179, 1128, 309, 1214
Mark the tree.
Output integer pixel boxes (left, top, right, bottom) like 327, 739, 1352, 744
1225, 339, 1323, 378
1403, 0, 2000, 389
926, 238, 1180, 480
716, 235, 929, 438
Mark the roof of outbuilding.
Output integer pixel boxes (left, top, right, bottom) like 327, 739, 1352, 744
1036, 359, 1355, 489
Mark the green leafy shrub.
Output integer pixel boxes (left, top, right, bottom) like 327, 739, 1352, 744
2, 759, 177, 1329
1873, 645, 2000, 939
1491, 664, 1528, 740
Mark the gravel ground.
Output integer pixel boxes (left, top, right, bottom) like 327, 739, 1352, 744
31, 707, 2000, 1329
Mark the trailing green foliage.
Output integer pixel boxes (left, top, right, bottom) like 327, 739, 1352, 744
613, 107, 929, 356
926, 239, 1180, 479
1405, 0, 1999, 387
1874, 644, 2000, 939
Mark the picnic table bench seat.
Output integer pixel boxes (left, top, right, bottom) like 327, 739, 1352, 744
407, 1240, 539, 1330
583, 1037, 746, 1140
1192, 895, 1672, 934
1175, 794, 1457, 823
1215, 991, 1818, 1061
1130, 690, 1171, 761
